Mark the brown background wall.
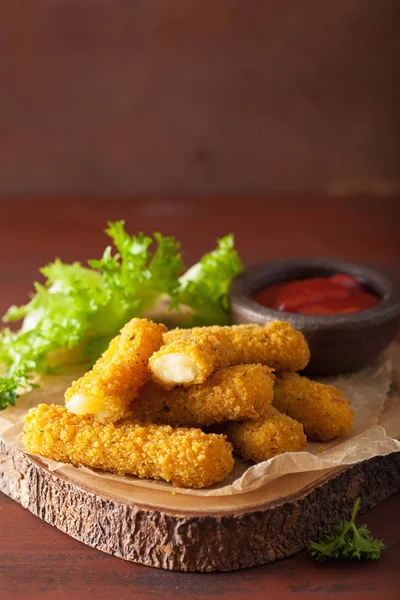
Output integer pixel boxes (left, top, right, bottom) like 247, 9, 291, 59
1, 0, 399, 196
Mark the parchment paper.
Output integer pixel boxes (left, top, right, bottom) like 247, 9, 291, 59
1, 346, 399, 497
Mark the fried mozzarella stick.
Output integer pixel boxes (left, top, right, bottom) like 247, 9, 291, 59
24, 404, 234, 488
228, 406, 307, 463
65, 318, 166, 421
149, 320, 310, 388
273, 373, 354, 441
133, 364, 274, 427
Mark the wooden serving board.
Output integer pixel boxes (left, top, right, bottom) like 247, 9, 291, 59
1, 439, 399, 572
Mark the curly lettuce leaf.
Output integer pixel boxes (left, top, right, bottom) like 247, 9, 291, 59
89, 223, 184, 314
0, 261, 110, 408
0, 367, 34, 410
0, 223, 242, 409
178, 234, 243, 326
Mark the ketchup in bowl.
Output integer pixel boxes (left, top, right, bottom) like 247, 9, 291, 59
253, 273, 380, 316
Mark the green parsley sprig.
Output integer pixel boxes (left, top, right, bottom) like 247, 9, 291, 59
308, 497, 385, 561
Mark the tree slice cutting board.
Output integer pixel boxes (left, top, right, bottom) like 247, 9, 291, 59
1, 439, 399, 572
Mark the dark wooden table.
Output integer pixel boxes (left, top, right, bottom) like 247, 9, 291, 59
1, 197, 399, 600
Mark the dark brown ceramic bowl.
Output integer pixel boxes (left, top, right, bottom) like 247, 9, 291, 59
229, 258, 400, 374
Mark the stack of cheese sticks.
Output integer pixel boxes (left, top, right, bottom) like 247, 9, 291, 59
23, 318, 354, 489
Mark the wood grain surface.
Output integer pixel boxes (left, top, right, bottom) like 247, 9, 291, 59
1, 439, 399, 573
0, 197, 399, 597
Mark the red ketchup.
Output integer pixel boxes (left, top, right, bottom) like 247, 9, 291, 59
253, 273, 380, 316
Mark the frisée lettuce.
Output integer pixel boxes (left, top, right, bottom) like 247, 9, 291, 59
0, 222, 242, 409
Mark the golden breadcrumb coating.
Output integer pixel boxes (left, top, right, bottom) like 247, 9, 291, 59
23, 404, 234, 488
65, 318, 166, 421
273, 372, 354, 442
132, 364, 274, 427
228, 406, 307, 463
150, 320, 310, 387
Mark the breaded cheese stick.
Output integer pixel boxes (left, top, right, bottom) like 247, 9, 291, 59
227, 406, 307, 463
149, 320, 310, 388
133, 364, 274, 426
273, 372, 353, 441
65, 318, 166, 421
23, 404, 234, 488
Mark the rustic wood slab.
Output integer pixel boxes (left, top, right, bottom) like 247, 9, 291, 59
1, 440, 399, 572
